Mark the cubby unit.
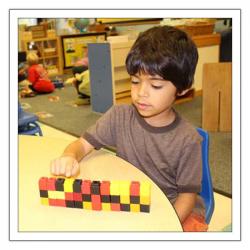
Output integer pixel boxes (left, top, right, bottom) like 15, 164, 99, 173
20, 37, 63, 77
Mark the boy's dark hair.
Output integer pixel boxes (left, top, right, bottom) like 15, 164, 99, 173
126, 25, 198, 93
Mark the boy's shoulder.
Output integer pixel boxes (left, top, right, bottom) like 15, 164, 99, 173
175, 113, 202, 145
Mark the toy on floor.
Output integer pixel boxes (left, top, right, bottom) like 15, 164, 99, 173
39, 177, 151, 213
52, 79, 64, 88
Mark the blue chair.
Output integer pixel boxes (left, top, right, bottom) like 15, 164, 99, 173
18, 102, 43, 136
197, 127, 215, 224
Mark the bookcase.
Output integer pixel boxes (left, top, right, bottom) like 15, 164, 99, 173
20, 36, 63, 77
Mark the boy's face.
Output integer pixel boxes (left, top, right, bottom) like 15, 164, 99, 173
130, 72, 178, 125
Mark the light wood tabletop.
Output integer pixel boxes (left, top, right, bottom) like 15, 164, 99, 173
18, 135, 183, 232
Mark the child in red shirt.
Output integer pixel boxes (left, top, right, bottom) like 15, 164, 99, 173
26, 52, 55, 93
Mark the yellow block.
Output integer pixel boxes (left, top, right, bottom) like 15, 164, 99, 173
54, 191, 65, 199
120, 195, 130, 204
130, 204, 140, 212
119, 181, 130, 195
102, 203, 111, 211
64, 178, 74, 192
140, 181, 151, 197
48, 190, 56, 199
110, 181, 120, 195
140, 196, 150, 205
40, 197, 49, 206
83, 201, 92, 210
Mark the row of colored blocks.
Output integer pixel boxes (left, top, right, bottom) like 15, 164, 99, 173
39, 177, 151, 213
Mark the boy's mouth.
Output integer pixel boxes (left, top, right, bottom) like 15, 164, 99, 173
136, 102, 151, 110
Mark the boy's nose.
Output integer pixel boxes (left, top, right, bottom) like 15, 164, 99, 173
138, 83, 148, 97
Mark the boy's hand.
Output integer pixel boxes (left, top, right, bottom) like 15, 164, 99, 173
50, 155, 80, 177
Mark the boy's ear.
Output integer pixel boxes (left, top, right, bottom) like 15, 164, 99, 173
177, 89, 190, 97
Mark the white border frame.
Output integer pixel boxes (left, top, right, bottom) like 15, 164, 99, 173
10, 9, 241, 241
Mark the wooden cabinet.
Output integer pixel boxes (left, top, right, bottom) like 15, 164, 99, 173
20, 37, 63, 76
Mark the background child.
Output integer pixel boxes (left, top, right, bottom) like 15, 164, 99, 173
50, 25, 207, 232
26, 52, 55, 93
71, 48, 91, 105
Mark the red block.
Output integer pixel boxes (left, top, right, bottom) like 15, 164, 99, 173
55, 199, 66, 207
39, 177, 48, 190
111, 203, 120, 211
81, 180, 91, 194
130, 181, 140, 196
65, 192, 74, 200
100, 181, 110, 195
48, 198, 57, 206
91, 194, 102, 210
73, 192, 82, 202
47, 177, 56, 190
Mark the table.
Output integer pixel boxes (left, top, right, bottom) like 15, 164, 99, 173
18, 135, 182, 232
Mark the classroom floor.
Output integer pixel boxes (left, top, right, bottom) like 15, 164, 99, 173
38, 122, 232, 232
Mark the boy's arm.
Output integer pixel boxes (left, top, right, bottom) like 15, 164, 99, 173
50, 137, 94, 177
173, 193, 197, 223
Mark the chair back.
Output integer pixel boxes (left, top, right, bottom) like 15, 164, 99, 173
197, 127, 215, 224
18, 102, 43, 136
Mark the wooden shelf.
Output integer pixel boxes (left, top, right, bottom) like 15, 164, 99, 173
20, 36, 63, 76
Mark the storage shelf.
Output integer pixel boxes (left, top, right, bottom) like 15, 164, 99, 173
20, 37, 62, 76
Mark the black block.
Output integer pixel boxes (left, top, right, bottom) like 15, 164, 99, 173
140, 204, 150, 213
73, 179, 82, 193
91, 181, 100, 195
65, 200, 75, 208
130, 195, 140, 204
55, 178, 65, 191
39, 190, 48, 198
74, 201, 83, 209
101, 195, 111, 203
121, 204, 130, 212
82, 194, 91, 202
110, 195, 120, 203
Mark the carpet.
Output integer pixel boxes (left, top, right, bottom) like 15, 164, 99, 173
20, 86, 232, 197
20, 85, 102, 137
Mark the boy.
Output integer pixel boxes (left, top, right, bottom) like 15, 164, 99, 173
50, 25, 207, 232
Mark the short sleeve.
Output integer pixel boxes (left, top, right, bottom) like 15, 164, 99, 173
83, 106, 117, 149
176, 141, 202, 193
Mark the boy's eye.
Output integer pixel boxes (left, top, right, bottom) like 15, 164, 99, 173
151, 85, 163, 89
131, 80, 139, 84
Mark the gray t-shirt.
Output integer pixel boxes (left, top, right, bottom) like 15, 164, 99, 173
83, 104, 205, 216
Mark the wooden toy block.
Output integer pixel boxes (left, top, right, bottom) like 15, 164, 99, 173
83, 201, 92, 210
110, 203, 120, 211
40, 197, 49, 206
120, 204, 130, 212
39, 177, 151, 213
91, 181, 101, 195
81, 180, 91, 194
64, 178, 74, 192
120, 181, 130, 204
130, 204, 140, 212
65, 192, 74, 201
39, 177, 48, 190
73, 179, 82, 193
47, 177, 56, 190
91, 194, 102, 210
55, 178, 65, 191
102, 203, 111, 211
139, 181, 151, 205
130, 181, 140, 196
100, 181, 110, 195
